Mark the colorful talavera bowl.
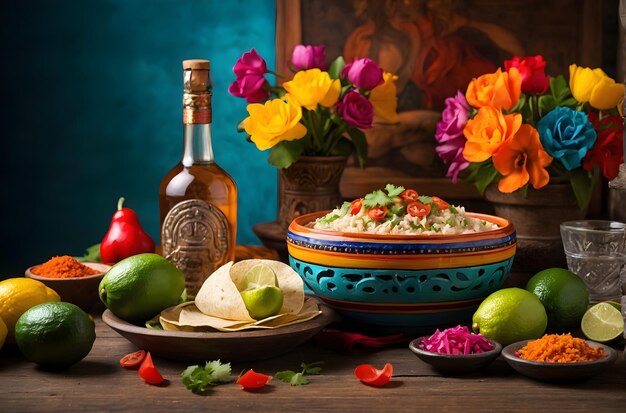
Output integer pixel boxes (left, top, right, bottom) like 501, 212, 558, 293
287, 211, 516, 330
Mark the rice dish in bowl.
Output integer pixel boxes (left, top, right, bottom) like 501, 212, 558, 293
287, 184, 516, 331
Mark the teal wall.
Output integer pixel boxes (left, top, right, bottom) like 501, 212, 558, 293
0, 0, 277, 276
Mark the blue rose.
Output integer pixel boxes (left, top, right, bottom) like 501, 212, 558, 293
536, 106, 597, 171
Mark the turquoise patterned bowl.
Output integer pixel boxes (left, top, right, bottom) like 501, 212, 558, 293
287, 211, 516, 330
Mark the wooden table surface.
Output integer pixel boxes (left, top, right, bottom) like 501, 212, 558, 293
1, 313, 625, 413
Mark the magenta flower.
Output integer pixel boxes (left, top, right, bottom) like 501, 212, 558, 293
229, 49, 269, 103
435, 90, 471, 183
341, 58, 384, 91
337, 90, 374, 129
291, 45, 327, 71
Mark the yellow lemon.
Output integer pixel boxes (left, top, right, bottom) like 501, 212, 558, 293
0, 316, 7, 350
0, 277, 60, 343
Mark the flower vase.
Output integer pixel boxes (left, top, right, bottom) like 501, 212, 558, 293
484, 183, 587, 287
253, 155, 347, 261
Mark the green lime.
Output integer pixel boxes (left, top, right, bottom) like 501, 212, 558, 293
472, 287, 547, 346
243, 264, 278, 290
15, 302, 95, 369
526, 267, 589, 332
581, 301, 624, 343
240, 285, 284, 320
99, 253, 185, 322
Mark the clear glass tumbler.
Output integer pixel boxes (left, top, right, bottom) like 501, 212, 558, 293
560, 220, 626, 303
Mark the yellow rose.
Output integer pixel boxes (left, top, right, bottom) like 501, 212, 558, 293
370, 72, 400, 123
244, 98, 307, 151
283, 69, 340, 110
569, 64, 624, 110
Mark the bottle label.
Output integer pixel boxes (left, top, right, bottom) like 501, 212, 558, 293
183, 107, 211, 124
161, 199, 229, 297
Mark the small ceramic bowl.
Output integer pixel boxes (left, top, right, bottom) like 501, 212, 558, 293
25, 262, 111, 312
408, 336, 502, 374
502, 339, 618, 381
287, 211, 516, 329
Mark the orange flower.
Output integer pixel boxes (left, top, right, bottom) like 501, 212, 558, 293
466, 68, 522, 110
463, 106, 522, 162
492, 124, 553, 193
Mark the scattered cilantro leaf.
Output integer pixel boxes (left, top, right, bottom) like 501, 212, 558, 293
301, 362, 323, 375
417, 195, 432, 204
275, 362, 323, 386
181, 360, 232, 394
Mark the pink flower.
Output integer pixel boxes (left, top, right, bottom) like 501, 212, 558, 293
229, 49, 269, 103
341, 58, 384, 91
435, 91, 471, 183
337, 90, 374, 129
504, 55, 550, 95
291, 45, 327, 70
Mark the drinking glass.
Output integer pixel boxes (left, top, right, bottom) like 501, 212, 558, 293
560, 220, 626, 303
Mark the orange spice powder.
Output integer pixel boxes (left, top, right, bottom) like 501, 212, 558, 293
517, 333, 605, 363
31, 255, 100, 278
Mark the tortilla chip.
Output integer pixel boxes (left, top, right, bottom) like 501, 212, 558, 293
160, 298, 322, 332
195, 261, 255, 322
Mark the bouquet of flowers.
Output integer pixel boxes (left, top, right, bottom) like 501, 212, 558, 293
435, 55, 624, 209
229, 45, 399, 168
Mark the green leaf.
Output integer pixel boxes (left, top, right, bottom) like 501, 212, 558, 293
181, 360, 232, 394
385, 184, 405, 197
288, 372, 309, 386
330, 136, 353, 157
363, 190, 391, 208
449, 205, 458, 214
236, 119, 246, 133
537, 95, 556, 117
465, 161, 500, 195
347, 128, 367, 167
509, 93, 527, 113
569, 168, 595, 210
328, 56, 345, 79
275, 370, 297, 383
205, 360, 232, 384
417, 195, 432, 204
389, 204, 405, 217
74, 243, 101, 263
268, 140, 305, 169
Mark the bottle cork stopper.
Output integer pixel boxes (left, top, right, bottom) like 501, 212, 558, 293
183, 59, 210, 70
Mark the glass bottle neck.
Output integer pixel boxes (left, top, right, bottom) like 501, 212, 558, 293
182, 123, 214, 167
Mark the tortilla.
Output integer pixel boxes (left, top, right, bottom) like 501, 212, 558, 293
163, 259, 316, 331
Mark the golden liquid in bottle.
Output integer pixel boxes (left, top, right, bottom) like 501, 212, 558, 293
159, 59, 237, 297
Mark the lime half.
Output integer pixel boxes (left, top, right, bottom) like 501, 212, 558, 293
581, 302, 624, 343
243, 264, 278, 291
240, 286, 284, 320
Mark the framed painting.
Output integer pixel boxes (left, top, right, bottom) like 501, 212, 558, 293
276, 0, 611, 213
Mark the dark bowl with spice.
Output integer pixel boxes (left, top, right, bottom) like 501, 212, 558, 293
502, 337, 618, 381
25, 256, 111, 312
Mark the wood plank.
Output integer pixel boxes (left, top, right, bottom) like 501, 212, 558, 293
1, 317, 625, 412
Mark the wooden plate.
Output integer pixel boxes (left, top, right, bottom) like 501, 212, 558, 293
102, 299, 336, 362
502, 339, 617, 381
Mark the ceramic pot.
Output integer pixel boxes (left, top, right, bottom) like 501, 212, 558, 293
253, 155, 347, 262
484, 183, 586, 285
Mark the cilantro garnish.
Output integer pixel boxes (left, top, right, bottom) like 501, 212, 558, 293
417, 195, 432, 204
275, 362, 323, 386
389, 204, 405, 217
181, 360, 233, 394
445, 217, 456, 227
363, 184, 405, 208
449, 205, 458, 214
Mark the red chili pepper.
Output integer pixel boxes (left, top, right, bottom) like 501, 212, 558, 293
100, 197, 155, 264
354, 363, 393, 387
367, 206, 388, 221
407, 201, 431, 218
431, 196, 450, 210
236, 369, 272, 390
120, 349, 146, 368
399, 189, 419, 202
138, 352, 164, 385
350, 198, 364, 215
